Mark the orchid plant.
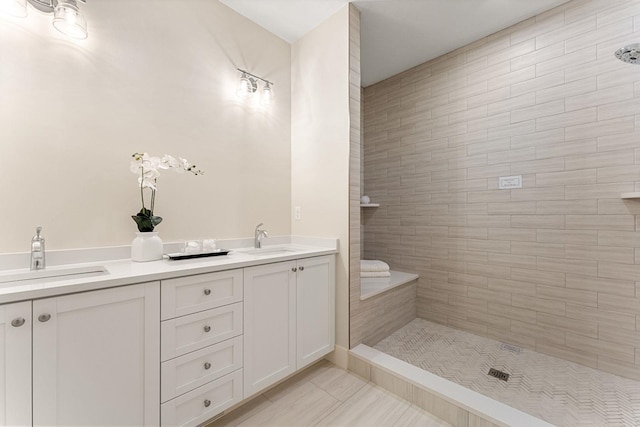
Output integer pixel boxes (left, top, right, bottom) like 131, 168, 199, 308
130, 152, 204, 232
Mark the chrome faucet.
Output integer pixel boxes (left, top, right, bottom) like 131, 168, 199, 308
254, 223, 268, 248
30, 226, 46, 271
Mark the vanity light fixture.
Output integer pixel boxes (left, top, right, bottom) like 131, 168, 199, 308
236, 68, 274, 104
2, 0, 88, 39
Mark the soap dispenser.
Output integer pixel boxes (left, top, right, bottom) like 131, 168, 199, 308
30, 226, 45, 271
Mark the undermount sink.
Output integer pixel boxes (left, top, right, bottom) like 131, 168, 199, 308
0, 265, 109, 286
238, 247, 300, 256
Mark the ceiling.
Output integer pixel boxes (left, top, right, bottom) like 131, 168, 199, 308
219, 0, 571, 87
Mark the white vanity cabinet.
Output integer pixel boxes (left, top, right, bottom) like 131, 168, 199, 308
0, 302, 32, 426
243, 255, 335, 398
0, 282, 160, 427
296, 256, 335, 369
32, 282, 160, 427
160, 270, 244, 427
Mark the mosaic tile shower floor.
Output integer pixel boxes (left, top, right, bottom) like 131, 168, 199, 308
373, 319, 640, 427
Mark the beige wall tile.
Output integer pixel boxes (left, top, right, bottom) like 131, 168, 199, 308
537, 312, 598, 338
536, 200, 598, 215
536, 77, 597, 105
361, 0, 640, 378
510, 186, 565, 201
537, 229, 598, 245
511, 319, 565, 345
488, 227, 537, 242
598, 262, 640, 282
565, 83, 634, 112
536, 169, 597, 187
566, 332, 635, 363
412, 386, 469, 426
536, 139, 597, 159
565, 244, 635, 264
597, 356, 640, 382
511, 241, 565, 258
489, 302, 537, 324
536, 342, 598, 368
537, 284, 598, 307
566, 274, 635, 297
370, 367, 413, 402
538, 256, 598, 277
598, 292, 640, 315
488, 278, 536, 296
566, 303, 636, 331
566, 116, 636, 141
511, 267, 565, 287
512, 294, 565, 316
511, 215, 565, 229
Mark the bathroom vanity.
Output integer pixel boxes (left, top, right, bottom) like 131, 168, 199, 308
0, 240, 336, 427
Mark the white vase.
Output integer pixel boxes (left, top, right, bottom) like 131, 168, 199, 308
131, 232, 163, 262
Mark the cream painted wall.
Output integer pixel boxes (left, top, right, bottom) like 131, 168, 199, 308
291, 6, 351, 350
0, 0, 291, 253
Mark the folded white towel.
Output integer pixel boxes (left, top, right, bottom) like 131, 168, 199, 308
361, 271, 391, 278
361, 260, 390, 272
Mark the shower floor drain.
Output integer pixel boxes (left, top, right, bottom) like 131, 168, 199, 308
488, 368, 509, 381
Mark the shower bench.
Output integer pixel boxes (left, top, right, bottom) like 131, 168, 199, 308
360, 270, 419, 300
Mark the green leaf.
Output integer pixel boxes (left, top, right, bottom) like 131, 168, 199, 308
132, 208, 162, 232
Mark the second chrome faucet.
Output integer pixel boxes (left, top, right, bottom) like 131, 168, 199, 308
254, 223, 268, 248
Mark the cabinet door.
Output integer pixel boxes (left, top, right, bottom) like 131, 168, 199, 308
296, 256, 335, 369
33, 282, 160, 427
0, 302, 31, 427
243, 261, 296, 397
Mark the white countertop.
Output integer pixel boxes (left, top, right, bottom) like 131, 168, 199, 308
0, 236, 338, 304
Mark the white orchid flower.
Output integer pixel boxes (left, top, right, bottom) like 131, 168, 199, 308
160, 154, 180, 170
130, 152, 204, 232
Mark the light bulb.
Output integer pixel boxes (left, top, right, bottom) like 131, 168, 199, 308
261, 82, 273, 106
237, 73, 257, 99
52, 0, 87, 39
0, 0, 27, 18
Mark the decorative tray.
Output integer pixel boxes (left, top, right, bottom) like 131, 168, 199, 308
166, 249, 230, 260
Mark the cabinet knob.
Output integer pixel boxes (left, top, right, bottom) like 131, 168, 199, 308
299, 266, 304, 271
204, 399, 211, 408
292, 267, 297, 272
204, 325, 211, 333
204, 288, 211, 296
38, 314, 51, 323
11, 317, 25, 327
204, 362, 211, 370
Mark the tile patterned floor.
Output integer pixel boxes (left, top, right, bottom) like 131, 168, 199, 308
207, 359, 451, 427
374, 318, 640, 427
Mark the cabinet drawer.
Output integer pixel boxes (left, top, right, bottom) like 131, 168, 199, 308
161, 369, 243, 427
161, 270, 243, 320
161, 303, 242, 361
161, 336, 243, 403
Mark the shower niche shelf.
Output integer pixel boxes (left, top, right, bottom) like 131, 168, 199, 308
621, 192, 640, 199
360, 203, 380, 208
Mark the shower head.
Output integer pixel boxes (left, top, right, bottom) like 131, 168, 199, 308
615, 43, 640, 64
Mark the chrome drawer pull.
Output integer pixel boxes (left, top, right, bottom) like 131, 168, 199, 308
292, 267, 297, 272
204, 325, 211, 333
11, 318, 25, 327
204, 399, 211, 408
204, 362, 211, 370
299, 266, 304, 271
38, 314, 51, 323
204, 288, 211, 296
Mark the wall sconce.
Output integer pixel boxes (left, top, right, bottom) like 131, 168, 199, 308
236, 68, 274, 105
1, 0, 88, 39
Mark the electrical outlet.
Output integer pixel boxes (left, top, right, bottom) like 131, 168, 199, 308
294, 206, 301, 221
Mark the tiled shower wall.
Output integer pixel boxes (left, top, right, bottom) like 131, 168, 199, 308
362, 0, 640, 380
